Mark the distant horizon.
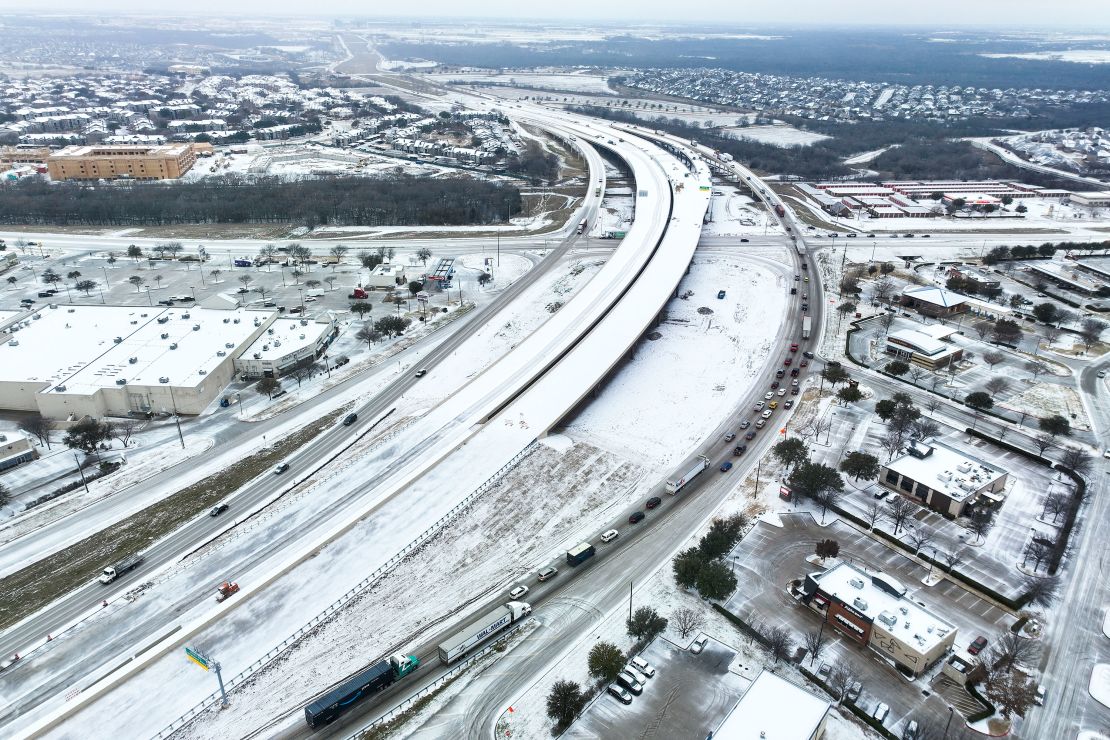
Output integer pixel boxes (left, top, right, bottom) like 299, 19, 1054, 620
0, 1, 1108, 29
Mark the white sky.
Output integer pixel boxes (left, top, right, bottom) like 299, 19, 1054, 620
1, 1, 1109, 27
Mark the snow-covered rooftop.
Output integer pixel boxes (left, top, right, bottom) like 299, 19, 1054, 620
885, 437, 1008, 503
713, 669, 830, 740
902, 285, 966, 308
811, 561, 956, 655
0, 305, 273, 394
886, 327, 951, 356
241, 316, 331, 361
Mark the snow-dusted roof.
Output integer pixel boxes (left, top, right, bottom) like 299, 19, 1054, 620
0, 305, 272, 394
241, 315, 332, 361
811, 561, 956, 654
713, 669, 829, 740
902, 285, 966, 308
884, 437, 1007, 503
886, 327, 950, 356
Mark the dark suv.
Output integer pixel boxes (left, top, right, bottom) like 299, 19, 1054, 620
646, 496, 662, 510
628, 511, 645, 524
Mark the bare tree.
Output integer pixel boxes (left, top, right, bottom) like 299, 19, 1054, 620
872, 275, 896, 302
827, 663, 857, 705
1060, 446, 1092, 478
911, 417, 940, 439
908, 365, 928, 386
863, 502, 883, 531
109, 419, 139, 447
984, 377, 1011, 396
239, 275, 253, 289
880, 428, 905, 461
19, 415, 52, 449
1025, 360, 1048, 380
989, 632, 1041, 673
966, 508, 994, 544
972, 320, 994, 340
1022, 539, 1053, 573
987, 670, 1039, 719
942, 548, 967, 573
1033, 433, 1055, 457
803, 627, 827, 665
885, 496, 917, 535
287, 363, 316, 387
1022, 574, 1061, 608
764, 625, 794, 664
324, 276, 337, 292
982, 350, 1006, 369
1041, 493, 1068, 524
1080, 317, 1108, 349
907, 526, 933, 555
672, 607, 704, 640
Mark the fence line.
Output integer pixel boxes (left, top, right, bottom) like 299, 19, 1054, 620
151, 441, 537, 740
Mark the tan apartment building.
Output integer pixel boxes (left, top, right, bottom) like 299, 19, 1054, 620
47, 143, 197, 181
0, 146, 50, 167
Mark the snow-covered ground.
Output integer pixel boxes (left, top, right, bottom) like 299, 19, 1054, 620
703, 185, 781, 236
181, 144, 451, 183
427, 72, 617, 95
981, 50, 1110, 64
564, 252, 788, 474
728, 125, 831, 148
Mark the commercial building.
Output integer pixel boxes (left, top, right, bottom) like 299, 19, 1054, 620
1027, 263, 1105, 296
801, 561, 958, 677
0, 433, 35, 472
900, 286, 968, 318
1069, 192, 1110, 208
364, 262, 408, 290
712, 669, 831, 740
0, 304, 276, 418
947, 265, 1000, 291
0, 146, 50, 166
46, 143, 197, 181
234, 313, 340, 379
880, 437, 1009, 517
885, 327, 962, 370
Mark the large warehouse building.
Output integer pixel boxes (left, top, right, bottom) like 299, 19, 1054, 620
0, 304, 276, 418
46, 143, 197, 181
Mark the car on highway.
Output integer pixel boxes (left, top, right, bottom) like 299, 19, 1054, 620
775, 369, 785, 379
784, 357, 792, 365
790, 368, 800, 377
414, 369, 428, 378
792, 379, 800, 386
794, 274, 801, 281
790, 387, 800, 395
717, 290, 726, 299
790, 287, 797, 295
744, 431, 756, 441
968, 636, 988, 655
801, 303, 809, 311
755, 419, 766, 429
764, 391, 774, 400
608, 684, 633, 704
1100, 370, 1107, 378
601, 529, 619, 543
753, 401, 765, 411
273, 462, 290, 475
628, 511, 645, 524
724, 432, 736, 442
537, 566, 558, 582
777, 388, 786, 396
733, 445, 747, 456
768, 401, 778, 409
784, 400, 794, 409
691, 635, 708, 654
720, 461, 733, 472
739, 420, 751, 429
646, 496, 662, 510
209, 503, 229, 517
761, 409, 773, 419
509, 585, 529, 599
630, 656, 656, 678
342, 413, 358, 426
803, 351, 815, 359
771, 381, 780, 389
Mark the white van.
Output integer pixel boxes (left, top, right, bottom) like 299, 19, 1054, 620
306, 289, 325, 298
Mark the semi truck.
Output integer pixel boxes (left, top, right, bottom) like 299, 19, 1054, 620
98, 554, 145, 584
666, 455, 711, 495
802, 316, 812, 340
437, 601, 532, 665
303, 654, 419, 729
566, 542, 596, 566
774, 204, 786, 218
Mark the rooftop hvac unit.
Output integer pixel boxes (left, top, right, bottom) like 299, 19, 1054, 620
233, 318, 240, 324
223, 318, 230, 324
900, 606, 909, 615
181, 313, 190, 319
262, 345, 269, 351
129, 356, 138, 364
273, 340, 281, 347
161, 333, 169, 339
7, 339, 18, 347
253, 353, 261, 359
159, 377, 169, 383
853, 598, 868, 612
55, 385, 66, 392
225, 342, 234, 349
217, 350, 226, 357
169, 343, 178, 350
114, 336, 123, 343
193, 324, 200, 331
849, 578, 865, 590
298, 334, 305, 340
956, 461, 972, 474
198, 369, 207, 375
157, 316, 168, 324
267, 328, 274, 334
49, 304, 58, 309
67, 308, 75, 313
937, 470, 953, 483
130, 320, 138, 324
141, 313, 148, 317
115, 378, 127, 385
32, 313, 41, 320
878, 612, 897, 628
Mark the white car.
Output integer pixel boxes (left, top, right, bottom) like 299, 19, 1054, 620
1035, 685, 1046, 706
873, 702, 890, 723
509, 585, 529, 599
601, 529, 619, 543
764, 392, 774, 400
629, 656, 656, 678
691, 635, 708, 654
616, 671, 643, 696
625, 665, 650, 685
761, 409, 773, 419
777, 388, 787, 396
753, 401, 765, 411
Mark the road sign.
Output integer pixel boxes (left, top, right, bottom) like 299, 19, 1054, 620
185, 646, 210, 671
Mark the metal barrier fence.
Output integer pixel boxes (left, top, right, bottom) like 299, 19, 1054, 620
151, 441, 538, 739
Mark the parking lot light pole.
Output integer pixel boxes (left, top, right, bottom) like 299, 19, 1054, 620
943, 705, 954, 738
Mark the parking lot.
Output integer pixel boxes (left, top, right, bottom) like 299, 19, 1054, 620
723, 514, 1013, 735
564, 635, 751, 739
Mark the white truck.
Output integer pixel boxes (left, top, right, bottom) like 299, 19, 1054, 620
802, 316, 812, 340
437, 601, 532, 665
666, 455, 711, 494
98, 554, 145, 584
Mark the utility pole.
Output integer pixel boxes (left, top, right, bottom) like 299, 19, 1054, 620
629, 580, 633, 623
74, 452, 89, 493
168, 387, 185, 449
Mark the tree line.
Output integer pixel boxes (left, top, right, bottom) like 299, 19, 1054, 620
0, 174, 522, 229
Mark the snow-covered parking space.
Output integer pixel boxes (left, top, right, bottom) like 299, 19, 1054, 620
563, 253, 788, 473
703, 185, 781, 236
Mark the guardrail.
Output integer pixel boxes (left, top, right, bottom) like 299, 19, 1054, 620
151, 441, 538, 740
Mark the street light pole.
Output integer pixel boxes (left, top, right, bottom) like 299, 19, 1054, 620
168, 387, 185, 449
74, 452, 89, 493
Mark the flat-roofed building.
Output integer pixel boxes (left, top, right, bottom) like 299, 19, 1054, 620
235, 313, 340, 379
885, 327, 962, 370
801, 561, 958, 677
0, 304, 276, 418
880, 437, 1008, 517
713, 669, 831, 740
47, 143, 197, 181
901, 286, 968, 318
1069, 191, 1110, 208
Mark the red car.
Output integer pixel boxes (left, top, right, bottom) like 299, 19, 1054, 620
771, 381, 780, 389
789, 343, 799, 352
784, 357, 792, 366
790, 368, 800, 377
968, 636, 988, 655
800, 360, 809, 367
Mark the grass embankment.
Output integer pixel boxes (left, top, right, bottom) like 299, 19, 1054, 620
0, 410, 343, 630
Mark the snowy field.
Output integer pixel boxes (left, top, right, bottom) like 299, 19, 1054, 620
981, 50, 1110, 64
428, 72, 617, 95
563, 252, 788, 473
727, 125, 831, 148
703, 185, 781, 236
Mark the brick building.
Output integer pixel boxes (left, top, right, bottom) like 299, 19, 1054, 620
47, 143, 197, 181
